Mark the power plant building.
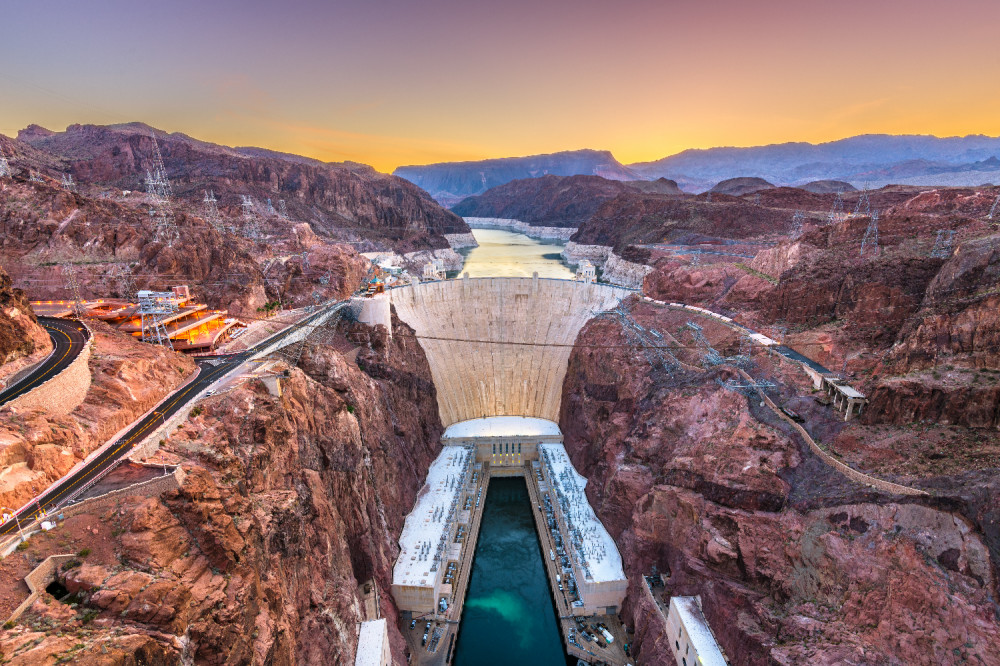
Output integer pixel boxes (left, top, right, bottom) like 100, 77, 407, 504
391, 445, 474, 615
539, 443, 627, 615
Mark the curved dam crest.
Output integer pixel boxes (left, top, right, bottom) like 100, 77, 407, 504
388, 277, 631, 426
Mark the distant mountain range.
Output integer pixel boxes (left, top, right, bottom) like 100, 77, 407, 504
395, 135, 1000, 200
393, 149, 638, 206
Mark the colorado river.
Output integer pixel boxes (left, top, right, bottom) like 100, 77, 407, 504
451, 228, 575, 279
453, 477, 567, 665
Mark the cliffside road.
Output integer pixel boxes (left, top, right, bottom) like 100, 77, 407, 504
0, 303, 343, 537
0, 317, 89, 408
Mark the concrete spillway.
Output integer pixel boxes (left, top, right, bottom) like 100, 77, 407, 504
389, 277, 630, 427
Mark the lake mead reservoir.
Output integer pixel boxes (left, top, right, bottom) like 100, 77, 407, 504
452, 228, 575, 279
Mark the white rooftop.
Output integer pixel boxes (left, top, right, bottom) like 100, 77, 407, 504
354, 619, 388, 666
540, 443, 625, 584
671, 596, 728, 666
392, 446, 473, 588
443, 416, 562, 440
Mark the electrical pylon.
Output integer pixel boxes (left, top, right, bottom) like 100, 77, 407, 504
63, 266, 86, 318
929, 230, 955, 258
827, 190, 845, 224
240, 195, 263, 239
860, 210, 880, 257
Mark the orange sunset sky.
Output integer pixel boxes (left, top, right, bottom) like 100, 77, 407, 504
2, 0, 999, 172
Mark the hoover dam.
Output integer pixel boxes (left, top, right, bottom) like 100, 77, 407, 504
389, 276, 631, 426
380, 275, 636, 665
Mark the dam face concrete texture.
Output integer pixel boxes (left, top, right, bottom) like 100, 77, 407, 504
390, 277, 630, 426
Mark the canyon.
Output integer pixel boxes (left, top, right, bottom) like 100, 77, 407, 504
0, 128, 998, 666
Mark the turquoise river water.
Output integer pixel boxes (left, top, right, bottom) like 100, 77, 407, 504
452, 478, 568, 665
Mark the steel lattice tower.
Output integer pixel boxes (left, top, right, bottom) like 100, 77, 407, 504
137, 290, 178, 350
0, 150, 10, 178
860, 210, 880, 257
930, 230, 956, 258
63, 266, 86, 318
791, 210, 805, 238
240, 195, 263, 239
61, 174, 77, 192
854, 183, 872, 216
144, 136, 178, 246
113, 263, 138, 301
203, 190, 229, 234
827, 190, 845, 224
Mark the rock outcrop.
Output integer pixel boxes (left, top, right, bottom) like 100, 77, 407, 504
559, 305, 1000, 665
3, 312, 443, 663
0, 323, 195, 508
0, 265, 51, 385
15, 123, 468, 255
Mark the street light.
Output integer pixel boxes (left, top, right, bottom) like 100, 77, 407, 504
1, 507, 25, 543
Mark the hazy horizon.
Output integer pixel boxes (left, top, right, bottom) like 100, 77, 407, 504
3, 0, 1000, 172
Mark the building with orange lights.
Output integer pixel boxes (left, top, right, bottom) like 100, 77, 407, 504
32, 285, 245, 353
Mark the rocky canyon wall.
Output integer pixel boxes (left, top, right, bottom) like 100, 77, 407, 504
2, 313, 444, 664
558, 305, 1000, 666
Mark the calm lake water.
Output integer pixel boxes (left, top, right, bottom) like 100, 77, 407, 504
453, 478, 567, 665
451, 228, 575, 279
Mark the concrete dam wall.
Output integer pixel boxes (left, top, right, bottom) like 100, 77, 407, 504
389, 277, 630, 426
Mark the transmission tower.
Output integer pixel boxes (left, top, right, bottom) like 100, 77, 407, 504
754, 192, 761, 206
0, 150, 10, 178
28, 171, 44, 183
860, 210, 880, 257
854, 183, 872, 216
988, 195, 1000, 221
791, 210, 805, 238
929, 230, 956, 258
63, 266, 86, 318
716, 376, 777, 397
690, 250, 701, 266
203, 190, 230, 234
278, 199, 288, 219
113, 263, 138, 301
137, 290, 177, 350
265, 198, 276, 216
594, 303, 680, 372
144, 136, 178, 246
61, 174, 77, 192
684, 321, 723, 366
827, 190, 845, 224
240, 195, 263, 239
705, 192, 713, 203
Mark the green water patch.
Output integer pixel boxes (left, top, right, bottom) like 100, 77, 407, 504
453, 477, 567, 665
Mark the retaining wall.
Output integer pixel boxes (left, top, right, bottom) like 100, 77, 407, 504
6, 554, 75, 623
6, 329, 92, 416
62, 466, 186, 518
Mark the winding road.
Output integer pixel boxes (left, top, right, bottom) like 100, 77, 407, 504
0, 317, 90, 408
0, 302, 344, 537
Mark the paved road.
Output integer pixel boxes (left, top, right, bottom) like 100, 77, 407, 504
0, 317, 89, 408
0, 303, 343, 536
